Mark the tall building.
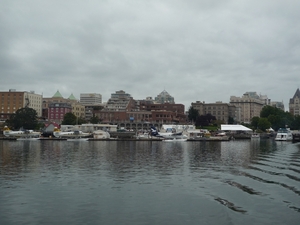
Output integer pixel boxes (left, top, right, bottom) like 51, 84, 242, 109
289, 88, 300, 116
80, 93, 102, 105
230, 92, 266, 123
42, 90, 85, 122
191, 101, 236, 123
155, 90, 175, 104
80, 93, 103, 121
105, 90, 136, 111
0, 89, 42, 121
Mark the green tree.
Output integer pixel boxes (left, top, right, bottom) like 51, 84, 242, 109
291, 115, 300, 130
196, 114, 216, 127
61, 113, 77, 125
251, 116, 260, 130
257, 118, 271, 131
188, 106, 199, 123
90, 116, 100, 124
5, 107, 38, 130
260, 105, 294, 131
77, 117, 86, 125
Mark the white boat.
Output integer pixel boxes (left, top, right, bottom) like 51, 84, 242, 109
162, 138, 187, 142
67, 138, 89, 141
275, 128, 293, 141
3, 126, 40, 138
93, 130, 110, 139
150, 126, 188, 141
74, 124, 116, 139
53, 127, 91, 139
136, 131, 151, 139
251, 133, 260, 139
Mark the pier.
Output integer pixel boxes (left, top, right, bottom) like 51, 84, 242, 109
292, 132, 300, 143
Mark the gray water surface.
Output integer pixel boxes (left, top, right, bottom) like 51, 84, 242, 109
1, 139, 300, 225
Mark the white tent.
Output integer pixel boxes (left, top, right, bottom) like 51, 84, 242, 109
221, 124, 252, 131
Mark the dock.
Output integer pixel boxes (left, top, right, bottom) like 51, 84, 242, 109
292, 132, 300, 143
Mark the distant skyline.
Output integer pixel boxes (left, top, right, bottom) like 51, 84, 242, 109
4, 85, 297, 111
1, 0, 300, 111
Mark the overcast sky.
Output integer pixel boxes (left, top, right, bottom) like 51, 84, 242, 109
1, 0, 299, 110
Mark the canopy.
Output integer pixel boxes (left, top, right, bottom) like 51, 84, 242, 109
221, 124, 252, 131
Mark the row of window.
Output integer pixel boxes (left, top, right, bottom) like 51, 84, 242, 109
50, 114, 64, 118
1, 111, 16, 113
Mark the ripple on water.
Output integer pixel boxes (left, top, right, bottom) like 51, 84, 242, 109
1, 139, 300, 225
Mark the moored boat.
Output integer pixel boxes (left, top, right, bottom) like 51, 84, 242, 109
275, 128, 293, 141
163, 138, 187, 142
93, 130, 110, 139
150, 126, 188, 141
53, 127, 91, 139
251, 133, 260, 139
3, 126, 40, 139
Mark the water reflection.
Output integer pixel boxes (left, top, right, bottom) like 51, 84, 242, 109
1, 140, 300, 225
0, 140, 296, 179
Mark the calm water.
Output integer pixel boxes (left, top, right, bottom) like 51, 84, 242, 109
0, 139, 300, 225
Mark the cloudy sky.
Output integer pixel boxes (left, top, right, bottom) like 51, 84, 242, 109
1, 0, 299, 110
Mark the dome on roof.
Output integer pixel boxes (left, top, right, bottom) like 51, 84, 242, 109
52, 90, 63, 98
159, 90, 170, 97
155, 90, 175, 103
68, 93, 77, 100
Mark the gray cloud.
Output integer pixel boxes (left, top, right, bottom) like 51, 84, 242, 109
1, 0, 300, 110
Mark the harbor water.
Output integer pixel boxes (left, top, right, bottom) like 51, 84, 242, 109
1, 139, 300, 225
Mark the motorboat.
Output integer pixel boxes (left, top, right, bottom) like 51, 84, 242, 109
67, 138, 89, 141
93, 130, 110, 139
150, 126, 188, 141
53, 127, 91, 139
162, 138, 187, 142
3, 126, 40, 139
136, 131, 151, 139
251, 133, 260, 139
275, 128, 293, 141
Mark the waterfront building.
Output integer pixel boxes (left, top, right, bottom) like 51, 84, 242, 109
289, 88, 300, 116
230, 92, 266, 123
94, 90, 186, 131
154, 90, 175, 104
67, 94, 85, 119
191, 101, 236, 123
42, 90, 85, 122
48, 102, 72, 123
80, 93, 104, 121
0, 89, 42, 121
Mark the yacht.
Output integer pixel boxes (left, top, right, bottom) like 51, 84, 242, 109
275, 128, 293, 141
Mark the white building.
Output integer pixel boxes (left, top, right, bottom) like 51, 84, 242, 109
230, 92, 266, 123
80, 93, 102, 106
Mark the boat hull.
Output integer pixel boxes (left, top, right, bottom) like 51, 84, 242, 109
275, 128, 293, 141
